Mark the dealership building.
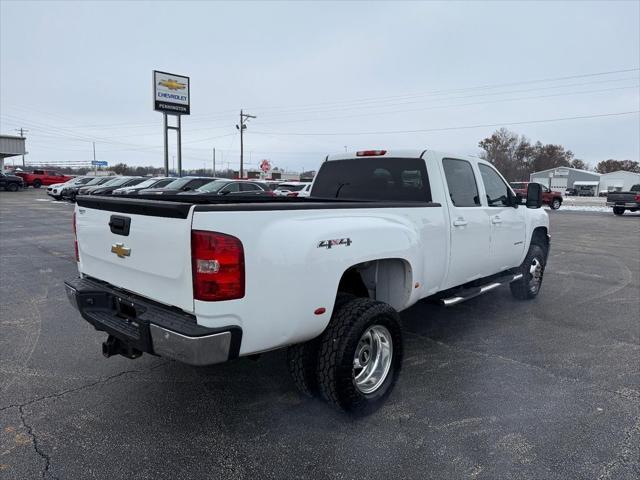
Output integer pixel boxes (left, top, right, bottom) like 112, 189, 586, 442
530, 166, 640, 195
530, 167, 601, 193
598, 170, 640, 193
0, 134, 26, 171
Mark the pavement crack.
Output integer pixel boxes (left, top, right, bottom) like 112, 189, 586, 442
0, 361, 169, 413
18, 403, 55, 479
597, 415, 640, 479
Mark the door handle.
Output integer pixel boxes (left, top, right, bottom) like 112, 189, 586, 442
492, 216, 503, 224
453, 218, 468, 227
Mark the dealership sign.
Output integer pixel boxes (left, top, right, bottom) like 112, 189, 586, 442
153, 70, 190, 115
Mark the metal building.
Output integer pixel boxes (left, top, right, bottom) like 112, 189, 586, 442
530, 167, 600, 192
598, 170, 640, 193
0, 134, 27, 171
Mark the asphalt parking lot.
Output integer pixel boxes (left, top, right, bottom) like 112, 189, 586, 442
1, 188, 638, 480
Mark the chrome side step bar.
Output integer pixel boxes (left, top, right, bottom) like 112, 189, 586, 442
441, 273, 523, 306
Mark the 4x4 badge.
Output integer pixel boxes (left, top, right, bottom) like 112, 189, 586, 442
111, 243, 131, 258
318, 238, 352, 249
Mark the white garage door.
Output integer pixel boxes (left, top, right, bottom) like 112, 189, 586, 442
550, 177, 567, 191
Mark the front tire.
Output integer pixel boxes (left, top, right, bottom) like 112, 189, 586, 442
613, 207, 625, 216
550, 198, 561, 210
33, 180, 42, 188
510, 244, 546, 300
7, 183, 18, 192
316, 297, 402, 415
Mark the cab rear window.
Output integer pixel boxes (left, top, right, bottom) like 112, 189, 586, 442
311, 158, 431, 202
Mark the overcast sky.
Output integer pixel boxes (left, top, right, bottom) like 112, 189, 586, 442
1, 0, 638, 172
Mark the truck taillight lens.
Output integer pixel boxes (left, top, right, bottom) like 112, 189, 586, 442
635, 194, 640, 202
72, 211, 79, 262
192, 231, 245, 301
287, 192, 299, 197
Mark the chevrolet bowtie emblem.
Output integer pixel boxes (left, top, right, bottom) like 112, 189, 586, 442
111, 243, 131, 258
159, 79, 186, 90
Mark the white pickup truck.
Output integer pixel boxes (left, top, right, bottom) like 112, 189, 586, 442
65, 149, 550, 414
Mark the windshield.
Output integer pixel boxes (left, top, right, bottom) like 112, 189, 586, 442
133, 178, 161, 189
162, 177, 194, 189
102, 177, 132, 187
84, 177, 107, 186
196, 180, 228, 193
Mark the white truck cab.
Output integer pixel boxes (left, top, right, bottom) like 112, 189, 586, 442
65, 149, 549, 414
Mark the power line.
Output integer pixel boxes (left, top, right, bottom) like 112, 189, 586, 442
242, 67, 640, 113
252, 111, 640, 137
249, 84, 639, 128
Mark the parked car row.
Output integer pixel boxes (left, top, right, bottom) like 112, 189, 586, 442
41, 175, 313, 202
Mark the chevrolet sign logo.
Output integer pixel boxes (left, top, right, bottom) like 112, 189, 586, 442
111, 243, 131, 258
159, 79, 186, 91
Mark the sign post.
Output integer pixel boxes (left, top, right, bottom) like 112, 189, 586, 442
153, 70, 190, 176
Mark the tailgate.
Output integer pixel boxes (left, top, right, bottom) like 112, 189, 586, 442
76, 198, 195, 312
607, 193, 632, 203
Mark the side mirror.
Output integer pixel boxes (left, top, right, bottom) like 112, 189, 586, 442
526, 182, 543, 208
182, 186, 191, 191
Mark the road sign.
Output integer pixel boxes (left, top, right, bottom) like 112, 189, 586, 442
91, 161, 108, 167
260, 159, 271, 173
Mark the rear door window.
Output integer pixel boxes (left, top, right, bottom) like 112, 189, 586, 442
311, 157, 431, 201
189, 179, 212, 189
240, 183, 260, 191
220, 182, 240, 193
442, 158, 481, 207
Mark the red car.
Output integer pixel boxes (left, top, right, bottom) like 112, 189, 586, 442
16, 170, 74, 188
510, 182, 563, 210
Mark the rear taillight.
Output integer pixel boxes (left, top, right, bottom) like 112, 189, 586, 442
191, 231, 245, 301
287, 192, 299, 197
72, 211, 79, 262
356, 150, 387, 156
635, 194, 640, 202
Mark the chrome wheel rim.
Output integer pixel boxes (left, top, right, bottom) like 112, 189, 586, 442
353, 325, 393, 394
528, 257, 543, 294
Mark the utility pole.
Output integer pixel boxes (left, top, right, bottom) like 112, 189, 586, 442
212, 148, 216, 177
236, 110, 256, 178
93, 141, 97, 175
15, 128, 29, 166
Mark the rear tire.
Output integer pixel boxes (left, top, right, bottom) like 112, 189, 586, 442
613, 207, 625, 216
286, 294, 354, 398
7, 183, 18, 192
33, 180, 42, 188
316, 297, 402, 415
510, 244, 546, 300
550, 198, 561, 210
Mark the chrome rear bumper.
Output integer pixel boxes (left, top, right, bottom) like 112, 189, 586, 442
64, 276, 241, 366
